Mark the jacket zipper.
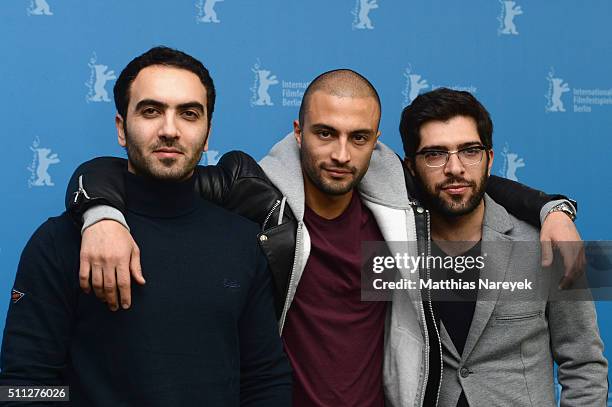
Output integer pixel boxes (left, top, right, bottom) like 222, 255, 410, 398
279, 221, 302, 333
419, 288, 429, 407
262, 199, 281, 230
425, 208, 443, 406
72, 175, 92, 203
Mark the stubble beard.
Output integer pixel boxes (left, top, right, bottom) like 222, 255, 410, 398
299, 145, 365, 196
124, 130, 205, 181
414, 168, 489, 218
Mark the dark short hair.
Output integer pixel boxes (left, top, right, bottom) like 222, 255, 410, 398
298, 69, 381, 129
113, 46, 215, 127
399, 88, 493, 159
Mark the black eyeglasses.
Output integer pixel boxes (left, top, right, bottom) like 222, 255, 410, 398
415, 145, 487, 168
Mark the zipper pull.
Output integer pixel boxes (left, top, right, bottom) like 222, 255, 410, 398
73, 175, 91, 203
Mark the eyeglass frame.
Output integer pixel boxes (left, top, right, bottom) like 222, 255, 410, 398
414, 145, 489, 168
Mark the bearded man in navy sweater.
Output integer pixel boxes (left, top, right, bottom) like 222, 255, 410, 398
0, 46, 292, 406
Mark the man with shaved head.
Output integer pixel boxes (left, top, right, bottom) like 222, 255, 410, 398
59, 65, 581, 406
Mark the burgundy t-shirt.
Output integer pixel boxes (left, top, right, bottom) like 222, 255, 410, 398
282, 192, 387, 407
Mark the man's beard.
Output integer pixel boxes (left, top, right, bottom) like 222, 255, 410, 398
413, 168, 489, 218
125, 130, 205, 181
299, 145, 366, 196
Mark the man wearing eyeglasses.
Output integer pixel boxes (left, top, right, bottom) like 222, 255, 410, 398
400, 87, 607, 407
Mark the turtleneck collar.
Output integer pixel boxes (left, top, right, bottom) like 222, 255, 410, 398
125, 171, 197, 218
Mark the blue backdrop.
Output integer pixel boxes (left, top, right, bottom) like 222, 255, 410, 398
2, 0, 612, 398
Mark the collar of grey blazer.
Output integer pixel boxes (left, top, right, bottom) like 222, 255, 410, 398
259, 132, 411, 222
482, 193, 514, 236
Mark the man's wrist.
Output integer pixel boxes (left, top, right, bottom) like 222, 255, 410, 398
541, 200, 577, 225
548, 202, 576, 222
82, 206, 130, 234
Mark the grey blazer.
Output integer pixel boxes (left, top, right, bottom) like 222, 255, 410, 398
437, 195, 608, 407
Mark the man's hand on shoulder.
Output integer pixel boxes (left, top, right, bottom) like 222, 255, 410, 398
540, 212, 586, 289
80, 220, 145, 310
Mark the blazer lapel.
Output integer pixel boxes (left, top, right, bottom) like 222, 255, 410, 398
440, 321, 461, 361
461, 195, 515, 362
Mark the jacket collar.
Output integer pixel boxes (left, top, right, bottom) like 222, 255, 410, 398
258, 132, 411, 221
482, 193, 514, 237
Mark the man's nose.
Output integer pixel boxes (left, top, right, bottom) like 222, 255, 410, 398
159, 114, 179, 139
443, 152, 465, 176
330, 138, 351, 164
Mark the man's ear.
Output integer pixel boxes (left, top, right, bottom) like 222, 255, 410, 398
203, 123, 212, 152
486, 149, 494, 177
116, 113, 126, 147
293, 120, 302, 148
404, 156, 416, 177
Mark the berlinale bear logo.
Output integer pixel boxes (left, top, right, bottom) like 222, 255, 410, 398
196, 0, 224, 24
27, 0, 53, 16
498, 0, 523, 36
353, 0, 379, 30
86, 53, 117, 103
251, 61, 279, 107
402, 66, 429, 106
28, 138, 60, 188
500, 144, 525, 182
545, 69, 570, 113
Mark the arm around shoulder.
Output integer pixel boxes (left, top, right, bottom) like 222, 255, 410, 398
65, 157, 128, 223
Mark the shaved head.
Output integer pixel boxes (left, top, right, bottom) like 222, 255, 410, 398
298, 69, 381, 129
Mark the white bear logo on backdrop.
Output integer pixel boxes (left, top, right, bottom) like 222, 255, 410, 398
250, 60, 279, 107
499, 143, 525, 182
402, 66, 429, 106
86, 53, 117, 103
352, 0, 378, 30
196, 0, 224, 24
402, 65, 478, 108
498, 0, 523, 35
27, 0, 53, 16
546, 68, 570, 113
27, 137, 60, 188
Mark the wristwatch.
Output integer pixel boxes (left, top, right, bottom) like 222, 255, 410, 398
548, 202, 576, 222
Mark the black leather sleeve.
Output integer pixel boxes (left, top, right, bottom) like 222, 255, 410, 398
486, 175, 577, 227
65, 152, 292, 228
65, 156, 232, 221
65, 157, 129, 218
214, 151, 292, 227
400, 158, 578, 228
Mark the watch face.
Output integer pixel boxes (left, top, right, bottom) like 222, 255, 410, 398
559, 206, 575, 220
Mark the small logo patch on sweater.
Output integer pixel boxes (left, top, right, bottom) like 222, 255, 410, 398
11, 289, 25, 303
223, 278, 241, 290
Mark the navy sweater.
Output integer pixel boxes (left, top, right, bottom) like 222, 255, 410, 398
0, 172, 292, 406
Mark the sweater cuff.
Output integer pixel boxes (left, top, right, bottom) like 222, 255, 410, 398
82, 206, 130, 235
540, 199, 577, 226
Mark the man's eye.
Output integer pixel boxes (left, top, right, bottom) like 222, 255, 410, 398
182, 111, 199, 120
318, 131, 332, 138
424, 151, 446, 159
142, 108, 160, 117
353, 135, 368, 144
462, 148, 481, 157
